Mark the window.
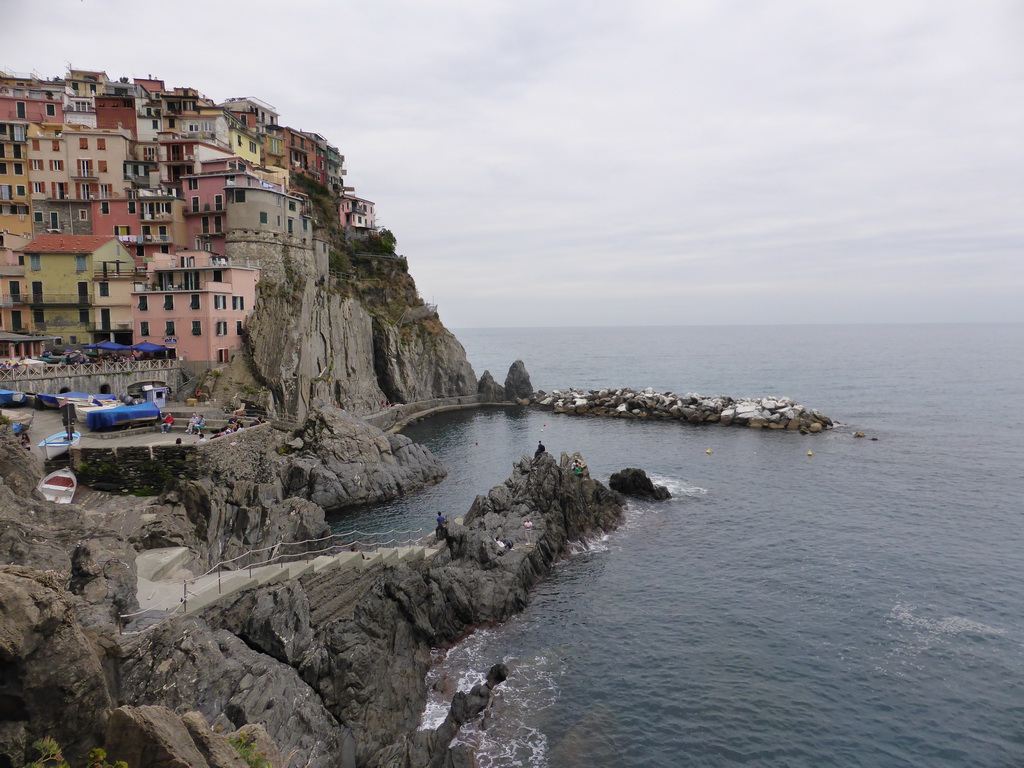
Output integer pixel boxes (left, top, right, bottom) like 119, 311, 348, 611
140, 321, 149, 336
33, 211, 43, 222
187, 178, 198, 190
214, 194, 223, 210
98, 282, 109, 297
33, 309, 44, 324
32, 182, 44, 194
114, 225, 130, 236
79, 138, 89, 149
164, 321, 175, 336
48, 212, 58, 230
45, 104, 56, 117
50, 159, 64, 171
97, 138, 106, 150
216, 321, 227, 336
259, 211, 267, 224
12, 163, 22, 176
190, 196, 199, 212
138, 295, 148, 311
29, 255, 40, 271
98, 161, 107, 173
237, 136, 242, 146
190, 294, 200, 310
212, 270, 223, 282
51, 140, 60, 151
288, 201, 296, 211
249, 141, 257, 153
79, 308, 89, 323
152, 119, 159, 129
236, 320, 243, 335
78, 209, 88, 220
232, 296, 244, 310
75, 255, 87, 271
234, 190, 245, 203
31, 159, 43, 171
163, 294, 174, 310
10, 310, 22, 331
15, 185, 25, 197
213, 294, 226, 310
100, 201, 109, 214
192, 320, 202, 336
127, 200, 136, 214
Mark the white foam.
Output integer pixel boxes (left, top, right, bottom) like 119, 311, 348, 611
648, 473, 708, 498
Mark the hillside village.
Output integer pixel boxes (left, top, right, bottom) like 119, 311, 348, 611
0, 67, 381, 369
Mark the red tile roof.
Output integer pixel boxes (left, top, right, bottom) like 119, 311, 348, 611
21, 234, 120, 254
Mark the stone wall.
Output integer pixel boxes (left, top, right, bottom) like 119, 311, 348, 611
1, 361, 186, 397
362, 393, 491, 432
224, 231, 318, 283
71, 444, 198, 494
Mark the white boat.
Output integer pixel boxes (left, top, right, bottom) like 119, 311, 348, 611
38, 468, 77, 504
38, 430, 81, 459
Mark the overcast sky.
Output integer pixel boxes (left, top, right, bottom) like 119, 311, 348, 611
5, 1, 1023, 327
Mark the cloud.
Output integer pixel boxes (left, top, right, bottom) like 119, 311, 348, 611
4, 0, 1022, 326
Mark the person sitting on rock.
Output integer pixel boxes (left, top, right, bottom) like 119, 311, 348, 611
494, 537, 506, 552
534, 441, 546, 458
186, 412, 200, 434
160, 413, 175, 433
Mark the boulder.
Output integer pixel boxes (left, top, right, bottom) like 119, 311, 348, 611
607, 468, 671, 500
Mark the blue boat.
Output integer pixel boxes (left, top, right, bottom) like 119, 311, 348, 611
0, 389, 27, 406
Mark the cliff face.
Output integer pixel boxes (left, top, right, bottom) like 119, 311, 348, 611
245, 249, 476, 420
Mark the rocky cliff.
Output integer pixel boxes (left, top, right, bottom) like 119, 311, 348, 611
244, 242, 476, 420
120, 452, 624, 768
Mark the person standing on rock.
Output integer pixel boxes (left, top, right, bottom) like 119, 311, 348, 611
435, 512, 448, 542
523, 518, 533, 544
534, 441, 546, 458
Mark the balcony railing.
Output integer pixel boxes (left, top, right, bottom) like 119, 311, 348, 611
28, 293, 91, 305
142, 234, 172, 242
93, 267, 148, 279
0, 294, 21, 307
0, 358, 178, 383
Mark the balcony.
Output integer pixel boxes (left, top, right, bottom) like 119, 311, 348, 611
93, 266, 147, 279
70, 170, 99, 181
0, 294, 21, 307
142, 234, 172, 242
28, 293, 91, 305
139, 212, 173, 222
184, 202, 225, 215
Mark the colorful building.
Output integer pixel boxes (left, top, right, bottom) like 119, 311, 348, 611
0, 230, 29, 334
132, 250, 258, 366
19, 233, 136, 346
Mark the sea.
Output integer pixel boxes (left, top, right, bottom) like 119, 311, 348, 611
329, 324, 1024, 767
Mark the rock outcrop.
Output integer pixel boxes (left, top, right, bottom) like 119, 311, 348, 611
279, 403, 447, 510
504, 360, 533, 402
609, 467, 671, 500
532, 387, 835, 431
0, 422, 40, 498
476, 370, 507, 402
0, 566, 116, 767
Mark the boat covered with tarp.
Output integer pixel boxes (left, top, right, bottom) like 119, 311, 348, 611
0, 389, 28, 406
85, 401, 160, 430
36, 392, 117, 409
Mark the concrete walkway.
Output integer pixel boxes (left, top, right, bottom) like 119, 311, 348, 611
128, 544, 441, 629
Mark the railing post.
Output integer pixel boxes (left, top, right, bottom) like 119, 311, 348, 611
182, 580, 187, 612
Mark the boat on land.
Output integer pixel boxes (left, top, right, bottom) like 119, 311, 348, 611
38, 468, 77, 504
0, 388, 28, 406
38, 430, 81, 459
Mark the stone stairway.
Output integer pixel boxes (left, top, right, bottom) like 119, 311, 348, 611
131, 544, 440, 625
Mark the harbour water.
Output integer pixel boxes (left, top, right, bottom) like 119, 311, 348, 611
335, 324, 1024, 766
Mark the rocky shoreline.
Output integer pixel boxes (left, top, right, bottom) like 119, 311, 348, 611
0, 404, 628, 768
530, 387, 835, 432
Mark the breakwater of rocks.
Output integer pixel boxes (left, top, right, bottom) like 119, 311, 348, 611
530, 387, 834, 432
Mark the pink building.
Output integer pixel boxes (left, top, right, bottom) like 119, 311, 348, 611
132, 250, 258, 367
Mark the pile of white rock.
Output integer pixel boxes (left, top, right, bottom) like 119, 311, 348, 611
530, 387, 834, 432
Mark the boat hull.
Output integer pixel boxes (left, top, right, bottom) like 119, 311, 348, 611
38, 431, 81, 459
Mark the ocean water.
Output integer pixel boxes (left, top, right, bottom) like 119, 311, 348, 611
334, 324, 1024, 767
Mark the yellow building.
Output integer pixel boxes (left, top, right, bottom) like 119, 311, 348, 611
20, 233, 136, 346
0, 119, 31, 237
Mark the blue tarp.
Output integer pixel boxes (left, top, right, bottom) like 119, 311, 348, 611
37, 392, 117, 408
131, 342, 167, 352
84, 340, 131, 351
86, 401, 161, 430
0, 389, 27, 405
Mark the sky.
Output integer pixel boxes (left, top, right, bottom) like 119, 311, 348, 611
5, 0, 1023, 327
